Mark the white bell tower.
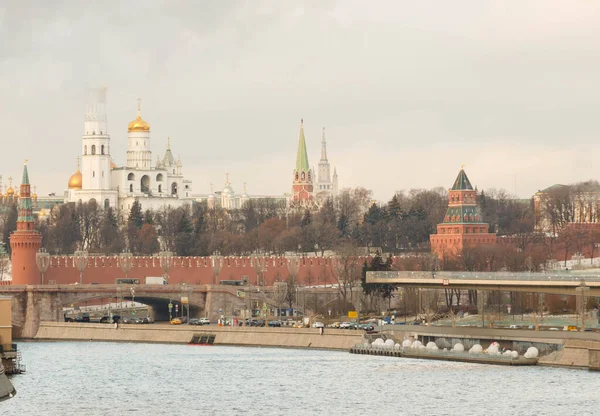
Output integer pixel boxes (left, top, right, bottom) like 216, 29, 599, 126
81, 88, 112, 191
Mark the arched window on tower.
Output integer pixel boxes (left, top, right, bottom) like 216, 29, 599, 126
101, 145, 105, 155
91, 145, 96, 155
129, 184, 133, 193
158, 184, 162, 193
104, 199, 110, 209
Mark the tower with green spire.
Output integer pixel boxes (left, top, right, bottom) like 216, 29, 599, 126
10, 161, 42, 285
430, 167, 496, 258
292, 119, 314, 205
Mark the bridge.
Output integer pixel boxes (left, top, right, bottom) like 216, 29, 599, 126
366, 271, 600, 296
0, 284, 286, 339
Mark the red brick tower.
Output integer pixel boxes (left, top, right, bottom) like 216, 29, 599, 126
10, 162, 42, 285
430, 167, 496, 258
292, 119, 314, 204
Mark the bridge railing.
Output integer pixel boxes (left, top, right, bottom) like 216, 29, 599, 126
368, 271, 600, 282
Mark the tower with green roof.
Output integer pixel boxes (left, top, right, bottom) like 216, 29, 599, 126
292, 119, 314, 205
430, 167, 496, 257
10, 162, 42, 285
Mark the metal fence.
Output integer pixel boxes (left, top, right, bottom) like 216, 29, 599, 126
368, 270, 600, 282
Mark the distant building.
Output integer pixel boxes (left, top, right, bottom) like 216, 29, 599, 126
66, 89, 194, 213
533, 181, 600, 235
430, 168, 496, 258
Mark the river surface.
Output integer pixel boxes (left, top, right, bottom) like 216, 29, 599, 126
3, 342, 598, 415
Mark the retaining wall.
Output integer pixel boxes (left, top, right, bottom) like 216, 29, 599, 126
33, 322, 363, 351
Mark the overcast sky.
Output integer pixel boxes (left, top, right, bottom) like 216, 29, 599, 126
1, 1, 599, 200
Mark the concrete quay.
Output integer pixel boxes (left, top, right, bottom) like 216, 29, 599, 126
381, 325, 600, 370
33, 322, 363, 351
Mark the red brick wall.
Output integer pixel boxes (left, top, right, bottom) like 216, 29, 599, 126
41, 256, 379, 286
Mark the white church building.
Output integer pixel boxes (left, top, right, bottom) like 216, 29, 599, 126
66, 89, 193, 212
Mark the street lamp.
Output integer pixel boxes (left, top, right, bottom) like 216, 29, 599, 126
119, 250, 134, 279
211, 254, 223, 285
180, 282, 190, 323
74, 250, 89, 284
159, 251, 173, 283
35, 248, 50, 285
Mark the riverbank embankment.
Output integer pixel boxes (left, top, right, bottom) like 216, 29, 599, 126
33, 322, 363, 350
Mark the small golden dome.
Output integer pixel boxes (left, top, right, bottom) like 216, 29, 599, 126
68, 169, 82, 190
128, 101, 150, 132
6, 186, 14, 196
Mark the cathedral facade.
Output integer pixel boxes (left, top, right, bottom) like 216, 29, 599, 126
66, 89, 193, 213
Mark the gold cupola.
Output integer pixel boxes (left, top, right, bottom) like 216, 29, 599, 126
68, 158, 82, 190
6, 176, 14, 197
127, 99, 150, 132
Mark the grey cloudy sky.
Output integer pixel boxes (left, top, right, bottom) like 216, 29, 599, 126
1, 0, 599, 200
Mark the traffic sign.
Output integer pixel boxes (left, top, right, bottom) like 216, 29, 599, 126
348, 311, 358, 319
442, 279, 450, 286
168, 303, 173, 310
237, 290, 246, 298
327, 308, 332, 316
262, 303, 267, 311
218, 308, 223, 314
181, 296, 189, 305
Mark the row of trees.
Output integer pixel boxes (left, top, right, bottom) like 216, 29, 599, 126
0, 185, 537, 258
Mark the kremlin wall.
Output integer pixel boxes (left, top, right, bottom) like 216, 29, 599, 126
40, 255, 374, 287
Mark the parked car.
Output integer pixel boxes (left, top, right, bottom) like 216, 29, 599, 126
312, 322, 325, 328
339, 322, 352, 329
199, 318, 210, 325
189, 318, 201, 326
248, 319, 265, 327
358, 323, 375, 331
508, 325, 522, 329
348, 323, 359, 330
268, 320, 282, 327
170, 318, 182, 325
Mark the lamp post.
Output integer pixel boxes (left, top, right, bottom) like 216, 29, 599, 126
119, 250, 134, 279
73, 250, 89, 284
576, 280, 590, 332
130, 286, 136, 315
159, 251, 173, 283
35, 248, 50, 285
211, 254, 223, 285
180, 282, 190, 323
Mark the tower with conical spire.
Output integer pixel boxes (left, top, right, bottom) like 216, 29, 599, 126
292, 119, 314, 204
430, 167, 496, 258
10, 161, 42, 285
316, 127, 335, 200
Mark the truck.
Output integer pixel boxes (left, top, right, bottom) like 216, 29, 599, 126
145, 276, 167, 285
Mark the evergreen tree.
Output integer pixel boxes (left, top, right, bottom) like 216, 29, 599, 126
300, 209, 312, 227
174, 207, 194, 256
2, 203, 17, 256
99, 207, 124, 253
361, 252, 396, 310
127, 199, 143, 253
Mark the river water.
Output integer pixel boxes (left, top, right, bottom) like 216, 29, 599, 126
3, 342, 598, 415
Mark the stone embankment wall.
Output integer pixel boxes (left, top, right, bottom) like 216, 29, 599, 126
34, 322, 363, 350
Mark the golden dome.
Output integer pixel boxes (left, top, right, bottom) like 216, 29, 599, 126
6, 186, 14, 196
68, 169, 82, 190
127, 101, 150, 132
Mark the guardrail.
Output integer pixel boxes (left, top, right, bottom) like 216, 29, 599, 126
368, 271, 600, 282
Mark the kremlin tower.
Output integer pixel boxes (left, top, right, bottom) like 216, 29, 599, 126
430, 167, 496, 258
10, 162, 42, 285
291, 119, 314, 205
